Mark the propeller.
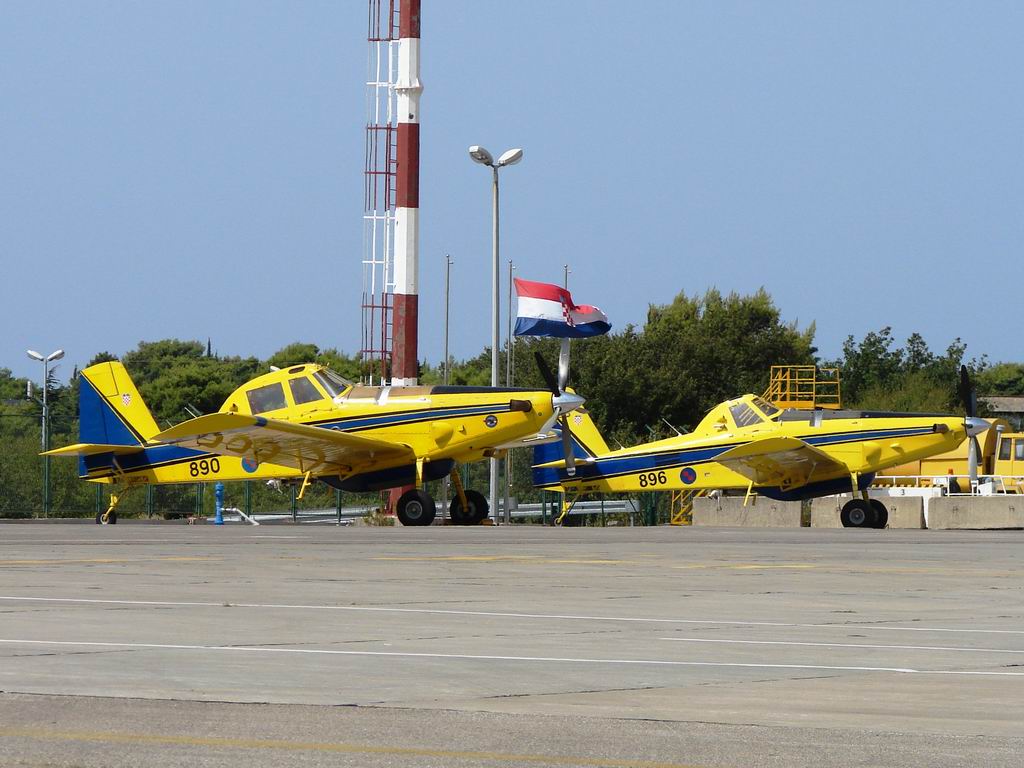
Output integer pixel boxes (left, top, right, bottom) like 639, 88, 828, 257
959, 365, 989, 489
535, 347, 585, 477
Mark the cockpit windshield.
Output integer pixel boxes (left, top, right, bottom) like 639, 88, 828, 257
313, 368, 353, 398
729, 402, 765, 428
751, 396, 780, 419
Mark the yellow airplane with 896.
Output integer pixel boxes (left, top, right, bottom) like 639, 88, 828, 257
532, 365, 988, 529
47, 360, 584, 526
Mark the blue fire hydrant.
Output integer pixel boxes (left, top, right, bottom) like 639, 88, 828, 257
214, 482, 224, 525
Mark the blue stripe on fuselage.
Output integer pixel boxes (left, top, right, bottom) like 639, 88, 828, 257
82, 445, 213, 479
308, 403, 510, 432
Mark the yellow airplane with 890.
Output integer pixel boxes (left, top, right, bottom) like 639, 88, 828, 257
47, 361, 584, 526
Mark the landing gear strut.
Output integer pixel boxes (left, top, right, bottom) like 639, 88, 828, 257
96, 491, 122, 524
449, 489, 489, 526
448, 469, 488, 525
393, 466, 490, 527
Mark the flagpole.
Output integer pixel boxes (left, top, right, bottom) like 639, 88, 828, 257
505, 261, 514, 524
442, 253, 453, 521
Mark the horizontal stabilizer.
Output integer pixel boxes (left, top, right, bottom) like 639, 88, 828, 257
43, 443, 147, 458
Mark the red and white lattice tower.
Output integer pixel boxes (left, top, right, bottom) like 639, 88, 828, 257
361, 0, 421, 385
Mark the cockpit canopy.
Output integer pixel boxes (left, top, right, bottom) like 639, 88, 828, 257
221, 365, 354, 416
694, 394, 780, 435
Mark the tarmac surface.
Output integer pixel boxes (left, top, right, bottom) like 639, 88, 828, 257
1, 523, 1022, 767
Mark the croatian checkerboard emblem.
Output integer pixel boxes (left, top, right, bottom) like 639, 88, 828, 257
573, 413, 583, 425
559, 296, 576, 327
121, 393, 132, 407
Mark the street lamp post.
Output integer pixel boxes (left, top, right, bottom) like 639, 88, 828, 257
469, 145, 523, 522
27, 348, 64, 517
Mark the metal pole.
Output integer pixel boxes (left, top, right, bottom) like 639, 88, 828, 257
506, 260, 514, 386
41, 357, 49, 517
441, 254, 452, 521
444, 254, 452, 385
489, 166, 500, 523
563, 264, 570, 289
504, 259, 514, 524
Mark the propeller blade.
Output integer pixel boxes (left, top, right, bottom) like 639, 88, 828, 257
561, 417, 576, 477
557, 338, 571, 393
968, 435, 980, 489
959, 365, 975, 418
534, 351, 560, 397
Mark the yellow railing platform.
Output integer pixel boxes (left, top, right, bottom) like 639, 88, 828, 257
763, 365, 841, 410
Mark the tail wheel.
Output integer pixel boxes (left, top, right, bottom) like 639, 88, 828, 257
396, 489, 436, 527
95, 511, 118, 525
449, 489, 489, 525
840, 499, 876, 528
868, 499, 889, 529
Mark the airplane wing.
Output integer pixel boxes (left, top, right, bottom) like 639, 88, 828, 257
715, 436, 850, 490
154, 413, 414, 475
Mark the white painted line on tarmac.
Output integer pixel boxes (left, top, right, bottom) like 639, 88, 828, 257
1, 595, 1022, 636
659, 637, 1024, 654
2, 637, 1023, 676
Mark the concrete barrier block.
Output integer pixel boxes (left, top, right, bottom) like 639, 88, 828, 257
692, 496, 802, 527
882, 497, 925, 529
811, 499, 925, 528
927, 497, 1024, 529
810, 497, 843, 528
810, 495, 924, 529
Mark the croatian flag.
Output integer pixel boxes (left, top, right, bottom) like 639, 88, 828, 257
514, 278, 611, 338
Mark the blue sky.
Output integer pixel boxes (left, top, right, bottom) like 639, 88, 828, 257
3, 1, 1022, 383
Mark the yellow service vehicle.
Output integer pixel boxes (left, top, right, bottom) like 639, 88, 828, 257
993, 431, 1024, 492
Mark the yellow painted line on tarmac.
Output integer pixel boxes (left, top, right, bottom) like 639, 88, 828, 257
375, 554, 543, 561
0, 726, 707, 768
668, 562, 1019, 577
670, 563, 818, 571
0, 556, 220, 567
727, 564, 817, 570
374, 555, 632, 565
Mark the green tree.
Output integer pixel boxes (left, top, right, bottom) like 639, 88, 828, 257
976, 363, 1024, 396
831, 329, 970, 412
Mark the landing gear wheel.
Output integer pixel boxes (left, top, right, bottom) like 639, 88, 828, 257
449, 489, 489, 525
95, 511, 117, 525
869, 499, 889, 529
840, 499, 876, 528
396, 489, 436, 527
